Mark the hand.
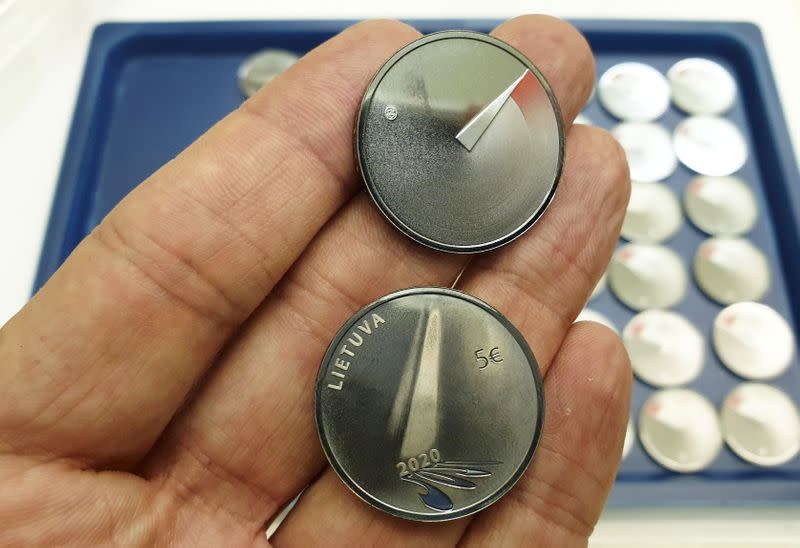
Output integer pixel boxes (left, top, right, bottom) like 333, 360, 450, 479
0, 16, 630, 546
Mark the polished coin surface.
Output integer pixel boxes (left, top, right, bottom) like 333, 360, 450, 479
316, 288, 544, 521
609, 243, 688, 311
621, 181, 682, 243
673, 116, 748, 176
237, 48, 299, 97
694, 237, 770, 304
576, 307, 618, 334
721, 383, 800, 467
668, 58, 737, 115
639, 389, 723, 473
356, 31, 564, 253
713, 302, 795, 380
624, 310, 704, 388
598, 62, 670, 121
684, 175, 758, 236
612, 122, 677, 182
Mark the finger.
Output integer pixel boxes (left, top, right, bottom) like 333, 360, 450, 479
0, 20, 421, 467
268, 123, 623, 546
142, 14, 598, 539
458, 124, 630, 375
460, 322, 631, 547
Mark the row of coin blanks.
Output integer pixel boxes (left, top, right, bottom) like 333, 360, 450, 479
576, 58, 800, 472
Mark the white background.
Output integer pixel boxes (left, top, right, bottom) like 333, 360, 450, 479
1, 0, 799, 544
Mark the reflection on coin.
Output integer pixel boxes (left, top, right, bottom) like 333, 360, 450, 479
316, 288, 544, 521
694, 237, 769, 304
590, 271, 607, 301
622, 181, 682, 243
713, 302, 795, 380
668, 58, 736, 115
356, 31, 563, 253
684, 176, 757, 236
673, 116, 747, 176
721, 383, 800, 467
576, 308, 617, 334
237, 48, 299, 98
598, 62, 670, 121
624, 310, 704, 387
622, 417, 635, 461
574, 113, 593, 125
639, 389, 722, 473
609, 243, 687, 311
612, 122, 677, 182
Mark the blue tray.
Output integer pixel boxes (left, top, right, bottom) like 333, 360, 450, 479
35, 19, 800, 506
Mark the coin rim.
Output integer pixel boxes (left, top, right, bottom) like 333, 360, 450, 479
314, 287, 545, 521
355, 30, 565, 254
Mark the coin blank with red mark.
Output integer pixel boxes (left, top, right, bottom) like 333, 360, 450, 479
599, 62, 670, 121
667, 58, 737, 115
673, 116, 748, 176
612, 122, 677, 182
713, 302, 795, 380
684, 175, 758, 236
639, 389, 723, 473
694, 237, 770, 304
609, 243, 687, 311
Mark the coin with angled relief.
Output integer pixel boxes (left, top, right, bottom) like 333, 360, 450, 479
237, 48, 299, 98
356, 31, 564, 253
598, 62, 670, 121
673, 116, 747, 176
694, 237, 770, 304
684, 175, 758, 236
668, 58, 737, 115
612, 122, 677, 182
621, 181, 682, 243
315, 288, 544, 521
608, 243, 688, 311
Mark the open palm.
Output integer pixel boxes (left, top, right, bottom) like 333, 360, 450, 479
0, 15, 631, 547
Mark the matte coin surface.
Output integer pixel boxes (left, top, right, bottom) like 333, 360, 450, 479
721, 383, 800, 467
622, 181, 682, 243
237, 49, 299, 97
713, 302, 795, 380
598, 62, 670, 121
356, 31, 564, 253
639, 389, 723, 473
624, 310, 704, 388
694, 237, 770, 304
673, 116, 748, 176
316, 288, 544, 521
668, 58, 737, 115
576, 308, 618, 334
609, 243, 688, 311
612, 122, 677, 182
684, 175, 758, 236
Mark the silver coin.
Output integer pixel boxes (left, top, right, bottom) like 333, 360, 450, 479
622, 417, 635, 461
574, 113, 593, 125
673, 116, 748, 176
721, 383, 800, 467
694, 237, 770, 304
624, 310, 704, 388
668, 58, 736, 115
713, 302, 795, 380
609, 243, 688, 311
621, 181, 682, 243
356, 31, 564, 253
575, 307, 618, 334
316, 288, 544, 521
589, 270, 607, 301
612, 122, 677, 182
598, 62, 670, 121
237, 48, 299, 98
684, 175, 758, 236
639, 388, 723, 473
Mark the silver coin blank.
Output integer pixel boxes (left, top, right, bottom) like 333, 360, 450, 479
357, 32, 564, 253
575, 308, 617, 334
237, 49, 299, 98
668, 58, 737, 115
684, 176, 758, 236
622, 181, 682, 243
624, 310, 704, 388
574, 113, 593, 125
694, 237, 770, 304
713, 302, 795, 380
673, 116, 748, 176
721, 383, 800, 467
609, 243, 687, 311
598, 62, 670, 122
612, 122, 677, 182
622, 417, 635, 461
316, 288, 544, 521
639, 389, 723, 473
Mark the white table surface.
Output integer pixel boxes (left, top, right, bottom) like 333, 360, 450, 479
1, 0, 799, 544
